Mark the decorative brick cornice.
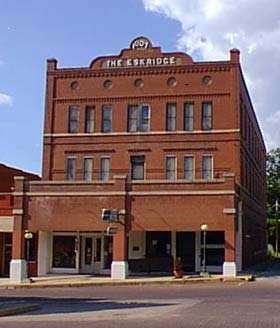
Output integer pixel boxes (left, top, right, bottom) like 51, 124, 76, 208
48, 63, 232, 79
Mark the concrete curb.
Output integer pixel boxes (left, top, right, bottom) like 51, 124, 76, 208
0, 304, 41, 317
0, 275, 254, 289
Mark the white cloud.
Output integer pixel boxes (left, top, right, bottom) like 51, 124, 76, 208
0, 93, 12, 107
142, 0, 280, 149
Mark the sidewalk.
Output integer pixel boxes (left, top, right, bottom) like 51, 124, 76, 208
0, 274, 254, 289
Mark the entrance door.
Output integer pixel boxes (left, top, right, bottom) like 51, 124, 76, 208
176, 232, 195, 273
81, 237, 94, 274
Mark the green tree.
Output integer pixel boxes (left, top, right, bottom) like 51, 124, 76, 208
267, 148, 280, 250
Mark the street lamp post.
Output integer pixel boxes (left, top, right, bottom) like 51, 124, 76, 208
276, 200, 279, 257
24, 231, 33, 276
200, 224, 209, 277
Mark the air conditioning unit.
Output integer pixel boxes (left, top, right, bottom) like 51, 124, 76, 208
106, 226, 118, 236
101, 209, 119, 222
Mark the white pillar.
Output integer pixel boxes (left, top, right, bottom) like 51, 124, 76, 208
10, 259, 27, 283
111, 261, 128, 279
38, 231, 51, 276
223, 262, 237, 277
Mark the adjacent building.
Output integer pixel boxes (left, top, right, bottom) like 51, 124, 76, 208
10, 37, 267, 281
0, 164, 39, 277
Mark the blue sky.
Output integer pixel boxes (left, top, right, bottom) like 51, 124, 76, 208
1, 0, 280, 175
0, 0, 180, 174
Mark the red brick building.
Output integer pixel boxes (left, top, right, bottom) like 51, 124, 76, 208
0, 164, 39, 277
10, 37, 267, 281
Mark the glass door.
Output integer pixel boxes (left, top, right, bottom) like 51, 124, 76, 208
81, 236, 94, 274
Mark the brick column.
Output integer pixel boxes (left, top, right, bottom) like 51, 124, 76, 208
111, 175, 129, 279
10, 176, 27, 282
223, 220, 237, 277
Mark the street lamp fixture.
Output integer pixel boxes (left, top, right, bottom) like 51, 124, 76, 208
200, 224, 209, 277
24, 230, 33, 263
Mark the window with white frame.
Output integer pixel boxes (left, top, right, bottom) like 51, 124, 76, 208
85, 106, 95, 133
83, 157, 93, 181
131, 155, 145, 180
202, 102, 212, 130
166, 103, 176, 131
184, 102, 194, 131
202, 155, 213, 180
166, 156, 176, 180
128, 104, 150, 132
184, 156, 194, 181
100, 157, 110, 181
66, 157, 76, 181
102, 105, 112, 132
68, 106, 79, 133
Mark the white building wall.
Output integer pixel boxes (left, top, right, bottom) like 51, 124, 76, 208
37, 231, 51, 276
128, 231, 145, 259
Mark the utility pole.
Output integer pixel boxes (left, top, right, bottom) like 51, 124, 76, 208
276, 200, 279, 257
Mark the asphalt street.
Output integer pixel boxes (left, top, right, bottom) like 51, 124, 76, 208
0, 273, 280, 328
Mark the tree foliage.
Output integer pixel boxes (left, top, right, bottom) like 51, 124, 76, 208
267, 148, 280, 242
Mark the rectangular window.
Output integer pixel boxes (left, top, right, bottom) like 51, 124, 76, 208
202, 155, 213, 180
128, 104, 150, 132
102, 105, 112, 132
202, 102, 212, 130
184, 102, 194, 131
146, 231, 172, 258
100, 157, 110, 181
166, 103, 176, 131
184, 156, 194, 181
131, 155, 145, 180
200, 231, 225, 266
66, 157, 76, 181
52, 236, 76, 268
166, 156, 176, 180
68, 106, 79, 133
83, 157, 93, 181
85, 106, 95, 133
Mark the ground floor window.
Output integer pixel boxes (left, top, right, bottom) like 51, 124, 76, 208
52, 236, 76, 268
146, 232, 171, 257
201, 231, 225, 266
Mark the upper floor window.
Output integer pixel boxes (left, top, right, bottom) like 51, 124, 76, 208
202, 102, 212, 130
166, 103, 176, 131
131, 155, 145, 180
100, 157, 110, 181
66, 157, 76, 181
85, 106, 95, 133
102, 105, 112, 133
83, 157, 93, 181
184, 156, 194, 181
202, 155, 213, 180
68, 106, 79, 133
184, 102, 194, 131
166, 156, 176, 180
128, 104, 150, 132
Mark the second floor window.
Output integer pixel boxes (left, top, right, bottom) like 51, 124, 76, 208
202, 155, 213, 180
66, 157, 76, 181
128, 104, 150, 132
184, 156, 194, 181
166, 103, 176, 131
184, 103, 194, 131
83, 157, 93, 181
166, 156, 176, 180
102, 106, 112, 132
100, 157, 110, 181
68, 106, 79, 133
85, 106, 95, 133
131, 155, 145, 180
202, 102, 213, 130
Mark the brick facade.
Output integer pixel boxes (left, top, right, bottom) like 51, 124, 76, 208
11, 37, 267, 278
